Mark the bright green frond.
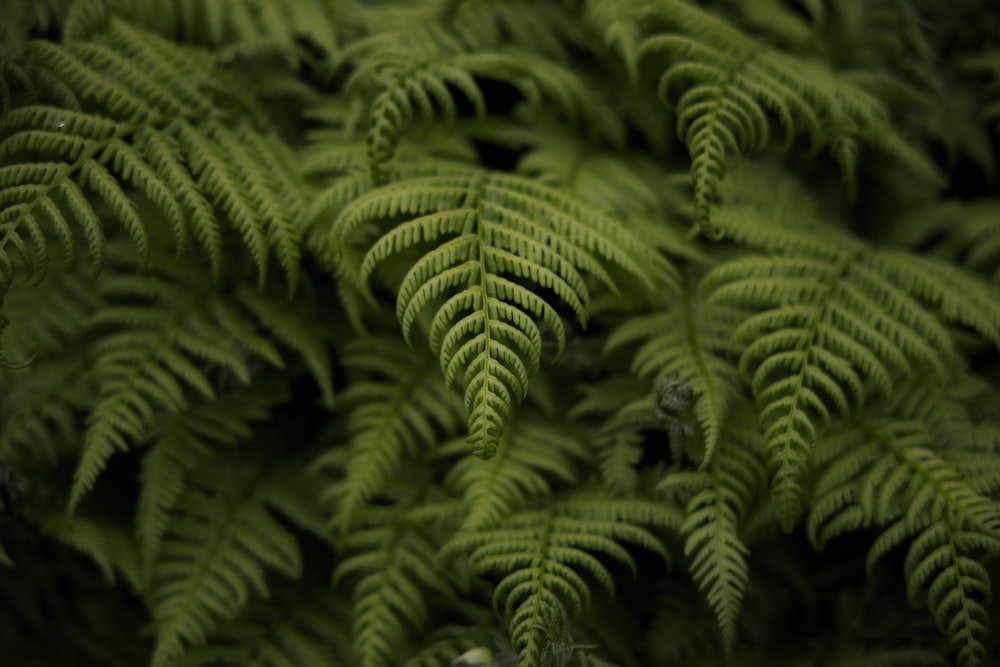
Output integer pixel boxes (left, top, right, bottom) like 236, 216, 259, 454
332, 167, 669, 458
443, 492, 677, 666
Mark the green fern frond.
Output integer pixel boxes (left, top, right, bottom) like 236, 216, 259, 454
704, 165, 1000, 531
71, 250, 290, 510
641, 0, 942, 237
0, 18, 305, 296
148, 455, 323, 667
605, 269, 743, 465
234, 284, 334, 408
312, 336, 464, 533
332, 167, 672, 458
137, 382, 286, 586
334, 502, 457, 667
657, 413, 764, 650
581, 0, 651, 88
443, 492, 680, 666
442, 411, 589, 533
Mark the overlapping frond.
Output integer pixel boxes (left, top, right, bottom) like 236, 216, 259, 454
442, 411, 589, 533
331, 166, 672, 458
808, 381, 1000, 667
312, 336, 464, 533
0, 16, 303, 299
704, 165, 1000, 531
69, 252, 277, 509
334, 500, 457, 667
136, 383, 286, 585
442, 492, 681, 666
641, 0, 942, 237
605, 269, 743, 465
343, 41, 608, 178
657, 411, 765, 650
148, 455, 326, 667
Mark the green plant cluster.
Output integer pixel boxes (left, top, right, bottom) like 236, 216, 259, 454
1, 1, 999, 665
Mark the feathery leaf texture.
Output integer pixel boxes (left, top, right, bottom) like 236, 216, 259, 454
331, 167, 672, 459
136, 383, 285, 586
809, 384, 1000, 667
165, 585, 352, 667
148, 457, 325, 667
658, 416, 765, 650
605, 269, 743, 465
641, 0, 942, 237
2, 2, 999, 667
442, 411, 588, 533
443, 493, 680, 667
0, 16, 303, 301
704, 165, 1000, 531
334, 501, 456, 667
313, 336, 464, 534
69, 251, 290, 510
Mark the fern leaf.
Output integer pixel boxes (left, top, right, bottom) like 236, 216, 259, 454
148, 456, 319, 667
704, 165, 1000, 531
904, 523, 999, 667
312, 336, 464, 533
71, 251, 288, 510
42, 512, 141, 592
332, 168, 670, 458
641, 0, 942, 237
334, 502, 456, 667
137, 383, 285, 586
443, 492, 680, 666
582, 0, 649, 88
442, 411, 588, 533
605, 269, 743, 465
657, 413, 764, 649
167, 584, 352, 667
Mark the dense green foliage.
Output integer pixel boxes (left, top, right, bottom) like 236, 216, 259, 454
1, 1, 999, 665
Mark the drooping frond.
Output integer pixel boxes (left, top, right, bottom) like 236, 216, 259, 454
331, 165, 673, 458
334, 498, 458, 667
442, 491, 681, 666
657, 410, 765, 650
442, 410, 589, 533
0, 15, 304, 296
69, 250, 288, 510
605, 268, 744, 465
808, 380, 1000, 667
136, 382, 287, 585
703, 164, 1000, 530
148, 455, 327, 667
312, 336, 464, 533
641, 0, 942, 237
342, 38, 610, 178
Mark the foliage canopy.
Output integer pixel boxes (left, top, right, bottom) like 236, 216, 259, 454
1, 1, 999, 666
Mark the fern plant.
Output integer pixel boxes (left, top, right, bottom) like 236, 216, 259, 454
1, 1, 999, 666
